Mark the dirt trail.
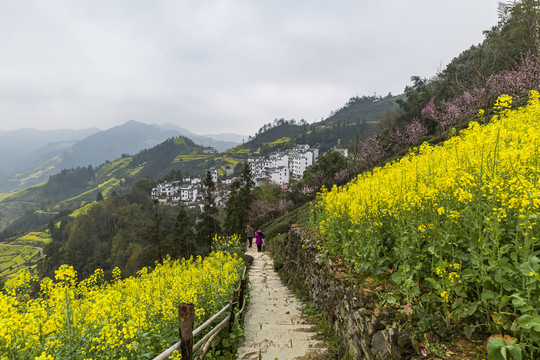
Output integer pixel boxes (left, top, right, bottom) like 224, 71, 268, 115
236, 246, 328, 360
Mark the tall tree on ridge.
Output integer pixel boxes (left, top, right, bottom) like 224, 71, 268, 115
225, 162, 254, 236
196, 171, 221, 254
165, 206, 194, 259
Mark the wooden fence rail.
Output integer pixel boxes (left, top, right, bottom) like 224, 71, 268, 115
153, 266, 247, 360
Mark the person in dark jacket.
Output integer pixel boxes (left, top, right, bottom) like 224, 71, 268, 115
254, 229, 265, 252
245, 223, 254, 248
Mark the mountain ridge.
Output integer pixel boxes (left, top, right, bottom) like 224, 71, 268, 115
0, 121, 244, 193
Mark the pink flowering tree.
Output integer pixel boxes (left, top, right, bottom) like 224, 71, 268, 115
421, 54, 540, 134
354, 135, 386, 170
389, 118, 429, 149
249, 199, 278, 223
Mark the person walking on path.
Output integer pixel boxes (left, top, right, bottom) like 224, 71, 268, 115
245, 223, 254, 248
254, 229, 264, 252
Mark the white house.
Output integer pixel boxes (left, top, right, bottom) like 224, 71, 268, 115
210, 168, 218, 184
332, 147, 349, 158
289, 145, 318, 177
180, 186, 198, 202
268, 166, 289, 185
248, 156, 265, 178
151, 181, 181, 198
202, 147, 217, 154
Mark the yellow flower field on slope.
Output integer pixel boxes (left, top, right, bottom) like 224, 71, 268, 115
315, 90, 540, 353
0, 252, 244, 360
317, 91, 539, 265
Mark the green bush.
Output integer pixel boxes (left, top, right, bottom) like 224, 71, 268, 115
239, 254, 254, 268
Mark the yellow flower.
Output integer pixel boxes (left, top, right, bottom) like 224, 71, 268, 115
440, 291, 450, 303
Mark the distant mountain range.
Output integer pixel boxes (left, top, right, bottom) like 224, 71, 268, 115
0, 122, 246, 193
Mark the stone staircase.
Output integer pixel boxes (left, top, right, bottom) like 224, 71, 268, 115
236, 247, 328, 360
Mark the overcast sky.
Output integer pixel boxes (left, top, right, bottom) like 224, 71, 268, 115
0, 0, 499, 136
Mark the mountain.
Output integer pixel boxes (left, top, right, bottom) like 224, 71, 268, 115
201, 133, 248, 143
0, 127, 100, 151
0, 121, 177, 193
0, 128, 100, 192
0, 121, 246, 193
60, 120, 175, 169
155, 123, 243, 152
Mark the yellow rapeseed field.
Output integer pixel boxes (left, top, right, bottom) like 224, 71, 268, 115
0, 251, 244, 359
315, 91, 540, 353
316, 91, 539, 267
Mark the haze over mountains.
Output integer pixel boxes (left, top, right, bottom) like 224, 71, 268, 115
0, 122, 246, 193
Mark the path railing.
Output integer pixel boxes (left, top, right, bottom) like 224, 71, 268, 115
153, 266, 248, 360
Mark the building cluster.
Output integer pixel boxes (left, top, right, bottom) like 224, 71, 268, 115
151, 168, 236, 208
248, 144, 320, 185
151, 179, 201, 206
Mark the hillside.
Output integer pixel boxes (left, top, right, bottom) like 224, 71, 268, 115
261, 1, 540, 357
0, 135, 241, 236
0, 1, 539, 358
225, 93, 400, 157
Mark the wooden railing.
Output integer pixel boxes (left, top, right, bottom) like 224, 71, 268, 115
153, 267, 247, 360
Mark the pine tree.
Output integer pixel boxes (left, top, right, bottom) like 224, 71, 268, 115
166, 206, 194, 259
195, 171, 221, 254
225, 162, 254, 235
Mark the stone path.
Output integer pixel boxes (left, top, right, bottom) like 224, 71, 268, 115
236, 246, 328, 360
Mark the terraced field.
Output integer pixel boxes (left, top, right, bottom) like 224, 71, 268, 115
11, 231, 51, 248
0, 244, 40, 279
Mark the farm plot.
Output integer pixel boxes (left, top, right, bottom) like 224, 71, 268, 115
0, 244, 40, 279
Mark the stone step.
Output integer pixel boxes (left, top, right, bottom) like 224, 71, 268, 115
236, 247, 328, 359
236, 345, 328, 360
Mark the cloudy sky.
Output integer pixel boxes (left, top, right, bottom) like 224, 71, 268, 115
0, 0, 499, 136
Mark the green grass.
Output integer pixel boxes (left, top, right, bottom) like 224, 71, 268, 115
0, 193, 13, 202
14, 169, 46, 183
96, 157, 131, 178
127, 164, 144, 177
262, 202, 313, 239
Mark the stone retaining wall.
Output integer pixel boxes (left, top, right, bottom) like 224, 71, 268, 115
268, 225, 416, 360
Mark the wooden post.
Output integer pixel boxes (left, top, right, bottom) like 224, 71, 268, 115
179, 302, 194, 360
229, 290, 238, 331
238, 278, 246, 314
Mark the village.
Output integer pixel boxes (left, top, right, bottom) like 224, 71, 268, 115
150, 143, 348, 208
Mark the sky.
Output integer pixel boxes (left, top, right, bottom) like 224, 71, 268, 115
0, 0, 500, 136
